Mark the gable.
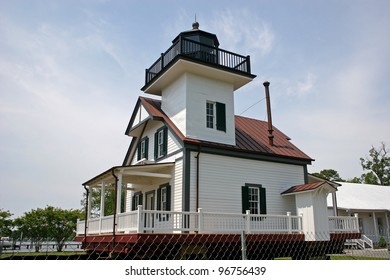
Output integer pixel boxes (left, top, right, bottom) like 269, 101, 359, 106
125, 101, 151, 137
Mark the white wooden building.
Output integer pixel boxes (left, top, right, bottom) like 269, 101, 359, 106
327, 182, 390, 245
76, 22, 359, 259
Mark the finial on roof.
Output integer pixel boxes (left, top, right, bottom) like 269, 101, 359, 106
192, 14, 199, 30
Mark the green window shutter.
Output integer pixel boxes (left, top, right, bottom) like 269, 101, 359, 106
157, 188, 161, 211
260, 187, 267, 214
139, 193, 143, 207
241, 186, 249, 214
131, 195, 136, 211
144, 136, 149, 160
166, 185, 171, 211
154, 131, 158, 159
162, 126, 168, 156
216, 102, 226, 132
137, 141, 141, 161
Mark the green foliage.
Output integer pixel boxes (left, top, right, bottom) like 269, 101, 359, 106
377, 236, 387, 248
312, 169, 344, 182
360, 142, 390, 186
0, 209, 13, 237
80, 187, 126, 218
14, 206, 83, 252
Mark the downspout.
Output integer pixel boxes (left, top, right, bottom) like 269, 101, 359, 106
111, 168, 119, 252
83, 184, 89, 249
195, 146, 201, 210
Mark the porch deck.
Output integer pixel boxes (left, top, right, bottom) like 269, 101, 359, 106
76, 206, 359, 236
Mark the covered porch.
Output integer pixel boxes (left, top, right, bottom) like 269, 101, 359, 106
82, 162, 174, 225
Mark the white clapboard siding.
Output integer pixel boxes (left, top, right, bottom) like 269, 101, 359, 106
131, 120, 182, 165
173, 159, 183, 212
190, 152, 304, 215
162, 73, 236, 146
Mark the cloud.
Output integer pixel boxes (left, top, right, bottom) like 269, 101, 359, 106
210, 9, 275, 59
286, 72, 317, 98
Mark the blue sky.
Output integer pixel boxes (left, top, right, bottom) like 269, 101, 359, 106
1, 0, 389, 217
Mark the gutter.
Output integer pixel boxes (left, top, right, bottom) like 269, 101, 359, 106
195, 146, 201, 210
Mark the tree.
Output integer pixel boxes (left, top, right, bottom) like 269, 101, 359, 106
0, 209, 13, 237
311, 169, 344, 182
80, 187, 126, 218
14, 206, 82, 252
360, 142, 390, 186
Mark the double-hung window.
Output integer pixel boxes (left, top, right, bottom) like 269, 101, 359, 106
154, 126, 168, 160
131, 192, 143, 211
157, 184, 171, 221
206, 101, 226, 132
206, 101, 215, 129
242, 183, 266, 215
137, 137, 149, 161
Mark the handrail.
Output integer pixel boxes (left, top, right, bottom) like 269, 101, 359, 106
144, 37, 252, 86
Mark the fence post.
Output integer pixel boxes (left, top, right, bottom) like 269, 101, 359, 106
241, 231, 247, 260
245, 210, 251, 234
287, 212, 292, 233
137, 205, 144, 233
198, 208, 203, 233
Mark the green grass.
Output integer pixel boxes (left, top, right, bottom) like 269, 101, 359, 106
330, 255, 387, 260
0, 251, 87, 260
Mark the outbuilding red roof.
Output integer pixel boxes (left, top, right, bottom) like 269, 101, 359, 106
140, 97, 313, 162
281, 181, 335, 195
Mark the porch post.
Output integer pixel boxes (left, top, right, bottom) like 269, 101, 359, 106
87, 186, 92, 219
100, 181, 105, 217
372, 212, 378, 241
198, 208, 203, 233
117, 173, 123, 214
287, 212, 292, 233
137, 205, 144, 233
99, 181, 105, 234
354, 213, 359, 232
385, 212, 390, 241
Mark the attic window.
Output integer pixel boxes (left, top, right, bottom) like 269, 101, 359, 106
206, 101, 226, 132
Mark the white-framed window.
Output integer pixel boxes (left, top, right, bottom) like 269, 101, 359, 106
154, 126, 168, 160
248, 187, 260, 215
160, 186, 167, 211
137, 137, 149, 161
206, 101, 226, 132
206, 101, 215, 129
242, 184, 266, 215
157, 129, 164, 158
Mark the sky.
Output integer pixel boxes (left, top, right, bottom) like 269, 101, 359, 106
1, 0, 389, 218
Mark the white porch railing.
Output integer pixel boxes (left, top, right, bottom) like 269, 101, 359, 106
76, 207, 359, 236
328, 214, 360, 233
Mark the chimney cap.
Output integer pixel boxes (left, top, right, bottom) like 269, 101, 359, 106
263, 81, 270, 87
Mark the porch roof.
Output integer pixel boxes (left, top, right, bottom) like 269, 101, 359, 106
83, 162, 174, 188
281, 181, 337, 196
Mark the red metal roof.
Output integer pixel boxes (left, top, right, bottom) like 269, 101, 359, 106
281, 182, 331, 195
139, 97, 313, 162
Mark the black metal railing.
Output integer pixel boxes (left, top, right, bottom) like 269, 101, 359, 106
145, 37, 252, 86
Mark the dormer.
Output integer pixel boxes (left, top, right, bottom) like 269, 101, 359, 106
141, 22, 256, 146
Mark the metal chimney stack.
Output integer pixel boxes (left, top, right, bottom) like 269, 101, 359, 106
263, 81, 274, 146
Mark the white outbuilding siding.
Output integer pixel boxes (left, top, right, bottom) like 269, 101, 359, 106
189, 152, 304, 214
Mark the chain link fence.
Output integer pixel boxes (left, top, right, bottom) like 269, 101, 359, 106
1, 232, 389, 260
